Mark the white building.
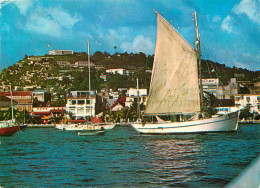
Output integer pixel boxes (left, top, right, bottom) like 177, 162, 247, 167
106, 68, 126, 75
75, 61, 94, 68
66, 91, 96, 119
216, 78, 238, 99
127, 88, 147, 97
49, 50, 73, 55
125, 88, 148, 107
32, 90, 50, 102
109, 91, 119, 99
235, 94, 260, 114
202, 78, 219, 96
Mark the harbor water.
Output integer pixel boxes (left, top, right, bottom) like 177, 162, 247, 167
0, 124, 259, 187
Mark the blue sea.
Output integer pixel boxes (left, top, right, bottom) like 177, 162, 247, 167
0, 124, 259, 187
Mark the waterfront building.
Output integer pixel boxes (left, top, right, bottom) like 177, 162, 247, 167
0, 91, 33, 112
212, 99, 238, 115
234, 94, 260, 114
66, 91, 96, 120
202, 78, 219, 96
32, 106, 65, 124
48, 50, 73, 55
216, 78, 239, 99
32, 90, 51, 103
0, 96, 18, 111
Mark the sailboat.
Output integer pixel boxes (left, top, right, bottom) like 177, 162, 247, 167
62, 39, 116, 133
0, 84, 20, 136
131, 11, 239, 134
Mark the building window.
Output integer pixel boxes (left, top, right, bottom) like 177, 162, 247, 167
235, 97, 240, 101
77, 108, 84, 114
71, 100, 76, 105
86, 99, 90, 104
78, 100, 85, 105
246, 97, 250, 102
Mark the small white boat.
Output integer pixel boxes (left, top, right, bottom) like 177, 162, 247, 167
64, 122, 116, 131
55, 123, 78, 130
77, 130, 105, 136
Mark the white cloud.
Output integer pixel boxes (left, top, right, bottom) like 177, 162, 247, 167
97, 27, 131, 48
25, 6, 80, 37
26, 10, 62, 37
120, 35, 154, 54
0, 0, 13, 9
46, 7, 80, 29
212, 15, 221, 22
221, 16, 233, 33
233, 0, 260, 24
14, 0, 33, 15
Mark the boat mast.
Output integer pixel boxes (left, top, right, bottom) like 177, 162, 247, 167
137, 78, 141, 118
88, 39, 92, 118
194, 11, 204, 110
10, 83, 14, 122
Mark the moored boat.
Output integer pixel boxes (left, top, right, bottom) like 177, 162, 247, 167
0, 120, 20, 136
77, 130, 106, 136
0, 84, 20, 136
64, 122, 115, 131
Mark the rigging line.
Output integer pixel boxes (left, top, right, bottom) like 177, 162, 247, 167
201, 42, 224, 86
199, 39, 211, 77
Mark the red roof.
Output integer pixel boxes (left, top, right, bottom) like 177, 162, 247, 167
0, 91, 31, 96
118, 97, 126, 103
68, 120, 89, 122
32, 112, 50, 115
91, 117, 103, 123
50, 109, 65, 113
111, 101, 125, 109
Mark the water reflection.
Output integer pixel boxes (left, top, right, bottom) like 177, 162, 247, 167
142, 136, 205, 184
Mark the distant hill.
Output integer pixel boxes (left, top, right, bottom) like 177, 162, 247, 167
0, 51, 259, 93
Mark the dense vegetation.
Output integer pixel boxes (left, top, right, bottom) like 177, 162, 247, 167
0, 51, 259, 92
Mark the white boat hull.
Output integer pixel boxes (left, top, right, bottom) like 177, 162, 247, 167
77, 130, 105, 136
63, 123, 116, 131
131, 112, 239, 134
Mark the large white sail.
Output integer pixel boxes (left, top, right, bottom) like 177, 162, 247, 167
145, 12, 200, 115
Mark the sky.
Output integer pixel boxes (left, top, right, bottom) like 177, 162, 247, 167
0, 0, 259, 71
